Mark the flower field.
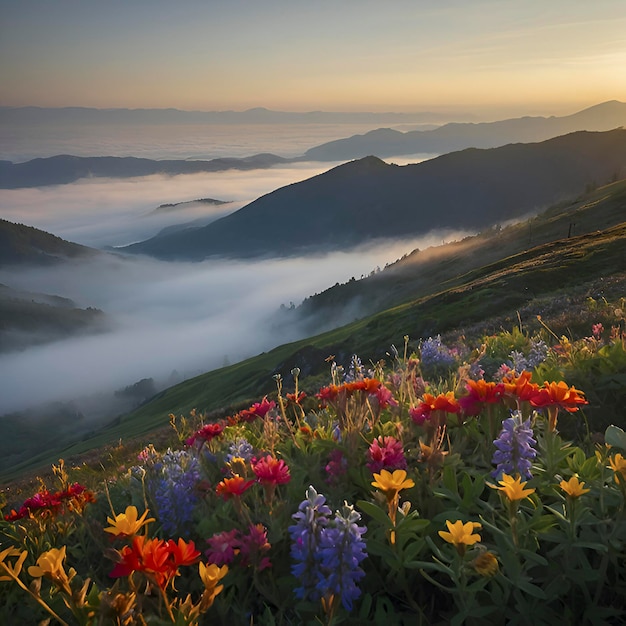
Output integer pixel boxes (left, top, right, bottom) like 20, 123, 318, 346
1, 297, 626, 625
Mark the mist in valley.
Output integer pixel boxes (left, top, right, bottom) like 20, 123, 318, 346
0, 157, 458, 422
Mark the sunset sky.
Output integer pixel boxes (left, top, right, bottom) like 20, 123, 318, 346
1, 0, 626, 118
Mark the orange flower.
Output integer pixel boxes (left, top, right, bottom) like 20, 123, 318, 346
216, 475, 254, 499
502, 370, 539, 403
410, 392, 460, 425
459, 379, 505, 415
530, 381, 587, 412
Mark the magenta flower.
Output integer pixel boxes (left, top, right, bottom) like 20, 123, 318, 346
239, 524, 272, 571
325, 448, 348, 484
366, 436, 407, 473
205, 529, 240, 566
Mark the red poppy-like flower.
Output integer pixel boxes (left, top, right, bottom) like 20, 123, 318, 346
216, 475, 255, 499
236, 397, 276, 422
110, 536, 173, 589
316, 384, 341, 403
410, 392, 460, 425
286, 391, 307, 404
167, 538, 201, 568
530, 381, 588, 412
186, 422, 224, 446
253, 455, 291, 485
367, 436, 407, 473
459, 379, 505, 416
205, 529, 240, 566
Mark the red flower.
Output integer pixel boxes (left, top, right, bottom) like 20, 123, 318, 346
109, 536, 200, 590
216, 475, 255, 499
253, 455, 291, 485
316, 384, 340, 403
530, 381, 588, 412
286, 391, 307, 404
167, 538, 201, 568
373, 385, 398, 409
186, 422, 224, 446
235, 397, 276, 423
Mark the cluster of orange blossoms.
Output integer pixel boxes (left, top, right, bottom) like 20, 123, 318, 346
410, 371, 587, 425
109, 535, 201, 590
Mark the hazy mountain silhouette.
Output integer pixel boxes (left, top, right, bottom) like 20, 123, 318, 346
0, 154, 289, 188
0, 218, 100, 267
304, 100, 626, 160
121, 129, 626, 261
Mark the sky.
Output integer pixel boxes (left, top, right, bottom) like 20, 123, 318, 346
1, 0, 626, 117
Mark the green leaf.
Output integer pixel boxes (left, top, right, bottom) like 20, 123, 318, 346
605, 425, 626, 450
357, 500, 392, 528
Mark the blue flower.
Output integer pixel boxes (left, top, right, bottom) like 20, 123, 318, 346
289, 486, 332, 602
316, 503, 368, 611
225, 437, 254, 463
420, 335, 457, 376
289, 487, 368, 612
492, 411, 537, 480
147, 448, 201, 535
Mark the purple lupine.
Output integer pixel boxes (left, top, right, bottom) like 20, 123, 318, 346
149, 448, 201, 535
289, 486, 332, 602
290, 487, 368, 612
419, 335, 457, 375
316, 503, 368, 611
225, 437, 254, 463
492, 410, 537, 480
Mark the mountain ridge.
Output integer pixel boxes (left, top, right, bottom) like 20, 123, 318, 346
121, 129, 626, 261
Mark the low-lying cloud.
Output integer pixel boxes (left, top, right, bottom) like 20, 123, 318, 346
0, 229, 469, 416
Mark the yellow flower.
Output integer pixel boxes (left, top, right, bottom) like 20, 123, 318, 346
104, 505, 155, 537
371, 469, 415, 500
28, 546, 76, 592
438, 519, 482, 548
0, 547, 28, 582
198, 562, 228, 609
492, 474, 535, 502
560, 476, 590, 498
472, 551, 499, 577
609, 453, 626, 483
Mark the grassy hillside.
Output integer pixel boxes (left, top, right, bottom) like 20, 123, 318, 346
296, 177, 626, 330
3, 180, 625, 483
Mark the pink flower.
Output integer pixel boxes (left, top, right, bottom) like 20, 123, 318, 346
367, 436, 407, 473
205, 530, 240, 566
239, 524, 272, 571
592, 323, 604, 339
253, 455, 291, 485
373, 386, 398, 409
325, 448, 348, 484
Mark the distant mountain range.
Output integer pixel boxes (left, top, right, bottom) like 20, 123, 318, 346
121, 129, 626, 261
2, 101, 625, 189
304, 100, 626, 160
0, 106, 457, 126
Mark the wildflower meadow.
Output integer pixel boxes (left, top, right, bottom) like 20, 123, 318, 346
1, 297, 626, 625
